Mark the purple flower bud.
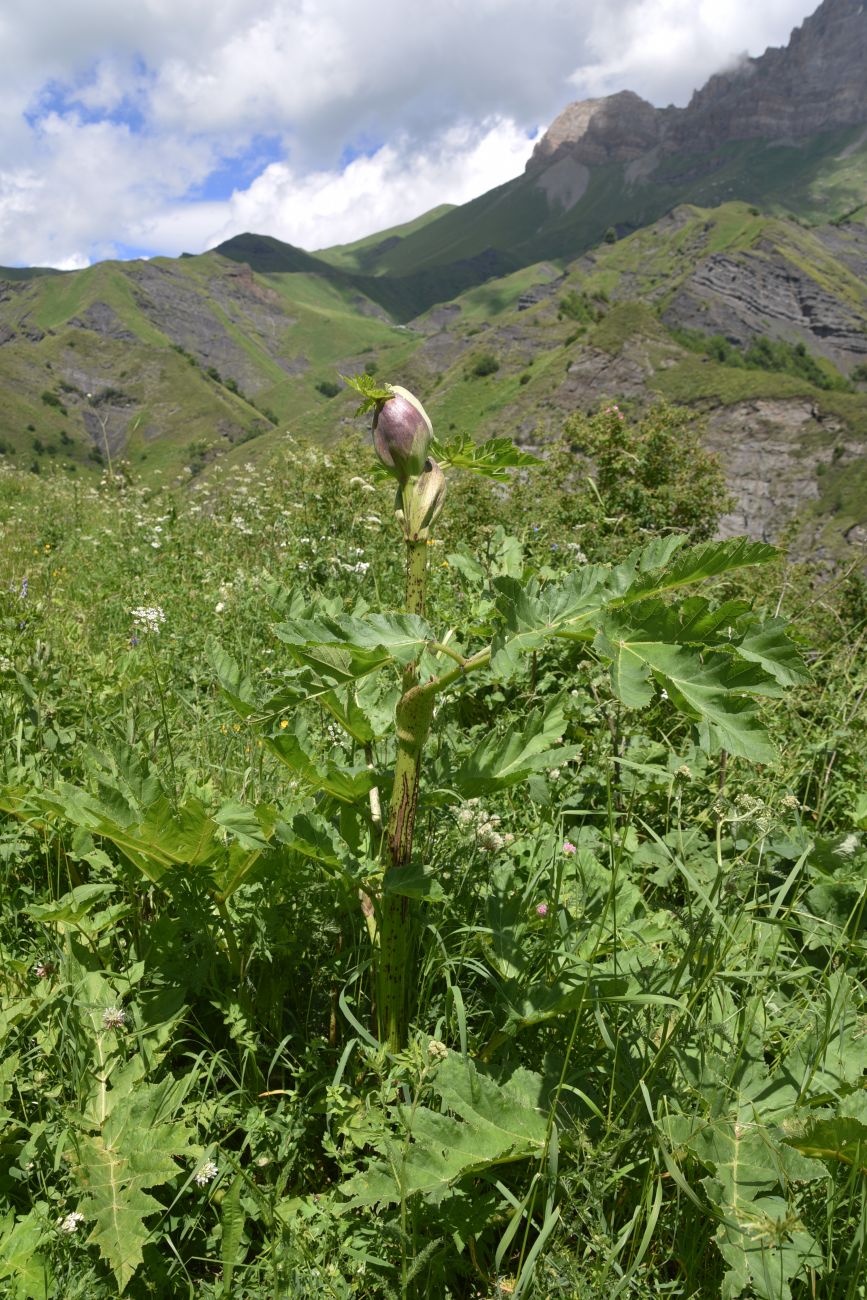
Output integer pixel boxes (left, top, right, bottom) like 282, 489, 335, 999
372, 385, 432, 484
536, 902, 548, 917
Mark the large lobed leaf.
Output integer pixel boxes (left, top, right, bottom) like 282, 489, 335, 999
274, 610, 432, 679
340, 1051, 548, 1207
490, 536, 805, 762
76, 1080, 195, 1293
449, 697, 581, 796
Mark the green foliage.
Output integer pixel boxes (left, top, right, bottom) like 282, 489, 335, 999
39, 390, 66, 414
315, 379, 341, 398
565, 402, 732, 547
559, 290, 599, 324
470, 352, 500, 377
77, 1078, 196, 1290
672, 327, 853, 391
341, 369, 393, 414
431, 431, 543, 481
0, 419, 864, 1298
341, 1050, 547, 1206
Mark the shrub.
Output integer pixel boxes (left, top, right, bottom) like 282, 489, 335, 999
315, 379, 341, 398
40, 391, 66, 414
471, 352, 499, 378
671, 328, 852, 391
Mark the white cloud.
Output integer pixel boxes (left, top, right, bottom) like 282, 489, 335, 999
205, 118, 534, 253
571, 0, 812, 105
0, 0, 819, 267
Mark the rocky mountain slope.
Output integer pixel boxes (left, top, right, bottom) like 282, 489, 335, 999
3, 198, 864, 563
286, 0, 865, 313
1, 0, 866, 564
531, 0, 867, 169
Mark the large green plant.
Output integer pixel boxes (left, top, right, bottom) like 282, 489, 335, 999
252, 377, 806, 1052
1, 381, 808, 1059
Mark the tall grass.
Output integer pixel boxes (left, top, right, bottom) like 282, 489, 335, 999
0, 421, 865, 1299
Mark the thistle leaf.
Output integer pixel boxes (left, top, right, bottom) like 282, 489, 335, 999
76, 1081, 195, 1293
341, 1054, 547, 1207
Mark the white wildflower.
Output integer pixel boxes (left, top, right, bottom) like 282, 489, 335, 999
102, 1006, 126, 1030
131, 605, 165, 634
477, 823, 505, 853
59, 1211, 85, 1234
428, 1039, 449, 1062
194, 1160, 219, 1186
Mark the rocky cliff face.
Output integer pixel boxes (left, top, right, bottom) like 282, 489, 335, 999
528, 0, 867, 172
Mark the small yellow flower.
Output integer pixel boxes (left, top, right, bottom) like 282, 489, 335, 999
279, 719, 289, 729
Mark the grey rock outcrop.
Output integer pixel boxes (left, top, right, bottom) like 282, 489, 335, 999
528, 0, 867, 174
661, 238, 867, 370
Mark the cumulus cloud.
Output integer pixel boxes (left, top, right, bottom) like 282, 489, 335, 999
0, 0, 815, 267
572, 0, 813, 104
146, 118, 536, 255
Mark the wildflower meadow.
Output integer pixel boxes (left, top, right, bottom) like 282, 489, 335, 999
0, 390, 865, 1299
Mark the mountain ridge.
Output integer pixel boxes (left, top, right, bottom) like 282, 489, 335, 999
529, 0, 867, 171
1, 0, 866, 564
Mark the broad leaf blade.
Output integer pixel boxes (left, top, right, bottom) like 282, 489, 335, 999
452, 698, 580, 796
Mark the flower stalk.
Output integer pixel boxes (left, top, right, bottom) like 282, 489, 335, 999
372, 387, 443, 1051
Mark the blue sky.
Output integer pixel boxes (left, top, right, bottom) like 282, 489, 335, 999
0, 0, 815, 268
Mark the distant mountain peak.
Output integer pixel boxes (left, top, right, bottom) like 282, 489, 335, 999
528, 0, 867, 172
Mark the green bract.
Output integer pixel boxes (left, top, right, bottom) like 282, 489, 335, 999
396, 456, 447, 541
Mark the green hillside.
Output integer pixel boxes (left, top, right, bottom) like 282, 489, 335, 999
2, 195, 866, 561
314, 203, 456, 271
355, 127, 867, 282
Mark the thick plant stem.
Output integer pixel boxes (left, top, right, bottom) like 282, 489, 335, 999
377, 540, 434, 1052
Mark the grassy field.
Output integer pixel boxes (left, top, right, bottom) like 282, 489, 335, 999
0, 401, 865, 1298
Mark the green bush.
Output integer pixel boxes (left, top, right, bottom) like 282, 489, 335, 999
315, 379, 341, 398
40, 390, 66, 414
470, 352, 499, 377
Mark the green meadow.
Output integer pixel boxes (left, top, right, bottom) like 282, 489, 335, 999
1, 396, 865, 1298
